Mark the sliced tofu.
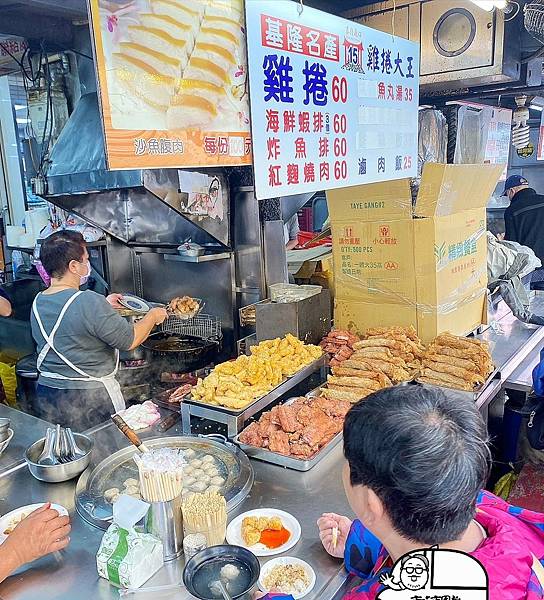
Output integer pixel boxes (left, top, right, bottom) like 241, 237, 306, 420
139, 13, 197, 49
167, 94, 218, 130
112, 53, 174, 111
192, 41, 236, 74
203, 14, 242, 40
184, 56, 229, 88
128, 25, 189, 66
198, 25, 238, 55
150, 0, 203, 28
117, 42, 183, 80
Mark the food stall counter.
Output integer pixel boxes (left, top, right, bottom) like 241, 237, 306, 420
0, 409, 353, 600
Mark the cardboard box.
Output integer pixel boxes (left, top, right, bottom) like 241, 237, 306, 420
327, 163, 503, 342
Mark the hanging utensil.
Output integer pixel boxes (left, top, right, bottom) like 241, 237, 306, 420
111, 414, 150, 453
38, 428, 57, 466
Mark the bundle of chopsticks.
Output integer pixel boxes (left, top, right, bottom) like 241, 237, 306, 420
319, 330, 360, 366
419, 333, 493, 391
134, 448, 185, 503
320, 326, 425, 403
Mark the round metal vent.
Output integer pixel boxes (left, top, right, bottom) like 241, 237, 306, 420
433, 8, 477, 57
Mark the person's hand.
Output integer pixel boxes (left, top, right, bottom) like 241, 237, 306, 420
3, 504, 71, 569
317, 513, 352, 558
148, 307, 168, 325
106, 293, 124, 309
379, 573, 395, 587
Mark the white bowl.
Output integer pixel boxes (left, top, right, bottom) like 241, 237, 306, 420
259, 556, 316, 599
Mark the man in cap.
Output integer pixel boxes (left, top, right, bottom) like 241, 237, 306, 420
503, 175, 544, 286
503, 175, 544, 258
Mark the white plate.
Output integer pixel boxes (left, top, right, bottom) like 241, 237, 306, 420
226, 508, 301, 557
118, 295, 150, 313
0, 503, 68, 544
259, 556, 316, 599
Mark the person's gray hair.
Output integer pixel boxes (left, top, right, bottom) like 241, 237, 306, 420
344, 385, 491, 545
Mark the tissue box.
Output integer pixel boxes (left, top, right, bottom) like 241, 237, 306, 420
96, 524, 163, 589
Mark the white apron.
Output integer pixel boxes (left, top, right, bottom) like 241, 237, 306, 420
32, 291, 126, 413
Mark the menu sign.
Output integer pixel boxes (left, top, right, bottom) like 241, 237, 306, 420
87, 0, 251, 169
245, 0, 419, 200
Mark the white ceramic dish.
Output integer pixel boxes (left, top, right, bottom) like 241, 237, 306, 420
226, 508, 301, 557
259, 556, 316, 599
0, 503, 68, 544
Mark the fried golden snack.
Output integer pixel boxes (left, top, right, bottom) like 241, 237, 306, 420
268, 517, 283, 531
351, 350, 407, 369
347, 357, 411, 383
321, 387, 373, 403
354, 338, 404, 352
421, 368, 478, 390
327, 375, 381, 391
425, 352, 478, 372
423, 361, 485, 384
418, 376, 473, 392
331, 367, 392, 387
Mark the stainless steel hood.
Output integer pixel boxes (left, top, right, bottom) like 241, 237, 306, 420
46, 92, 229, 248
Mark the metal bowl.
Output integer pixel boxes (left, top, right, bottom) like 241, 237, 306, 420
25, 433, 94, 483
177, 244, 205, 257
183, 545, 260, 600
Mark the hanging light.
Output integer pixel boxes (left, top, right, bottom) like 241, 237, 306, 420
511, 95, 531, 150
469, 0, 508, 10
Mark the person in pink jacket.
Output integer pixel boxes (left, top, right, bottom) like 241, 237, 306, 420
258, 386, 544, 600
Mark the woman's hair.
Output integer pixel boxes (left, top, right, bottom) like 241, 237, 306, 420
40, 231, 86, 278
343, 385, 490, 545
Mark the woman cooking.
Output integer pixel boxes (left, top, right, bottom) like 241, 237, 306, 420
30, 231, 167, 431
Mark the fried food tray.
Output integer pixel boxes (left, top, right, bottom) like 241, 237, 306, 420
232, 393, 342, 471
182, 354, 327, 424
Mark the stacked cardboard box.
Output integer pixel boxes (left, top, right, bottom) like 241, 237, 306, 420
327, 164, 503, 343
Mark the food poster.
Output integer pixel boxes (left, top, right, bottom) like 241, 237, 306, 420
87, 0, 252, 169
245, 0, 420, 200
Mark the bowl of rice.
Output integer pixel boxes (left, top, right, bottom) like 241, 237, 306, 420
259, 557, 316, 599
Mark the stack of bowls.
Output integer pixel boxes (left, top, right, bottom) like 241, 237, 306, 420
0, 418, 14, 458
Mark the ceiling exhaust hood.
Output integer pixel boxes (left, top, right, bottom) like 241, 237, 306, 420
46, 93, 229, 248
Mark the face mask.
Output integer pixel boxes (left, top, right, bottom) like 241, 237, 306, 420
79, 261, 91, 286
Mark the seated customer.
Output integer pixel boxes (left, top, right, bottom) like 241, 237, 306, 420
259, 386, 544, 600
0, 287, 11, 317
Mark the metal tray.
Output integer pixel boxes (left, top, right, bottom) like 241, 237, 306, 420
233, 393, 343, 472
185, 355, 327, 416
75, 434, 253, 530
234, 430, 342, 472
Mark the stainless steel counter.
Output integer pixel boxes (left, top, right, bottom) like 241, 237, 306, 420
474, 295, 544, 411
0, 407, 351, 600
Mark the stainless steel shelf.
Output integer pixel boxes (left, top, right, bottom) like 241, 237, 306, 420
164, 252, 232, 263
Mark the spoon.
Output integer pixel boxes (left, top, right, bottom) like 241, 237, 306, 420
65, 428, 87, 459
209, 580, 232, 600
38, 428, 57, 466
